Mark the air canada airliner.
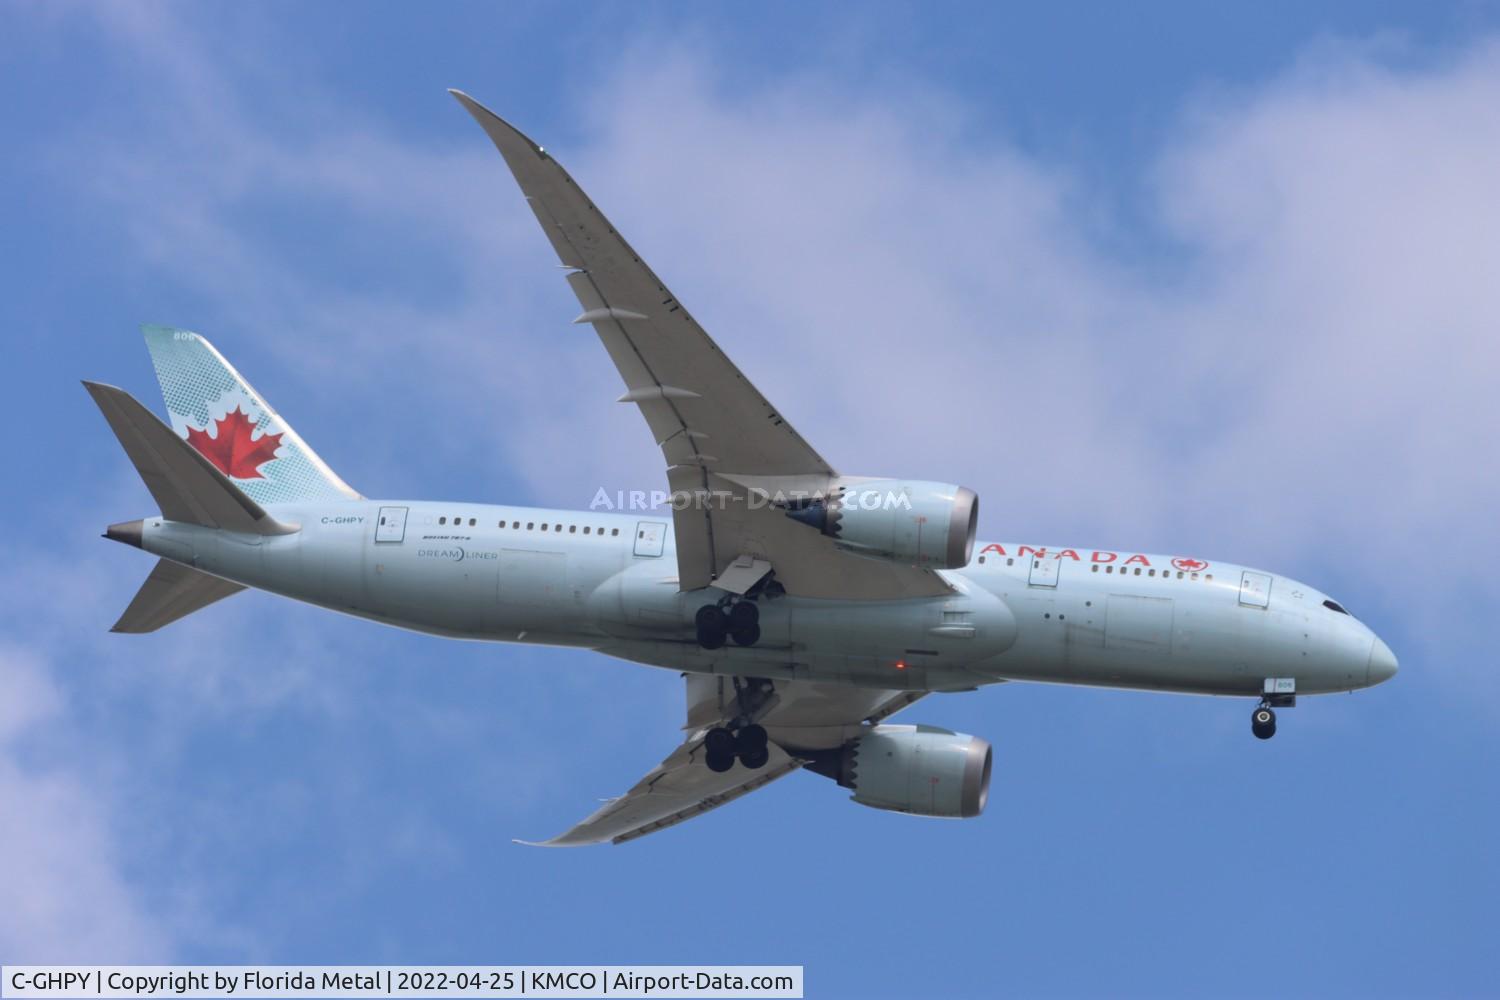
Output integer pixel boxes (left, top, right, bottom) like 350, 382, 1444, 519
85, 91, 1397, 845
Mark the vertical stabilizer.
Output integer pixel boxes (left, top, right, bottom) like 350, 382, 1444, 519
142, 325, 360, 504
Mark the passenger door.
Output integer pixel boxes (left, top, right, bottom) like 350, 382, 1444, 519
1239, 571, 1272, 608
1027, 554, 1059, 588
634, 520, 668, 558
375, 506, 408, 543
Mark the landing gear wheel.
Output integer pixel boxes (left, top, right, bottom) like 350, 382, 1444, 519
1252, 706, 1277, 740
738, 746, 770, 770
695, 605, 728, 650
704, 726, 736, 757
728, 602, 761, 647
705, 751, 735, 773
733, 724, 768, 755
728, 602, 759, 630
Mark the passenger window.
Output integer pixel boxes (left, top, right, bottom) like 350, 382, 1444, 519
583, 527, 591, 535
1148, 569, 1156, 577
1134, 568, 1142, 576
1191, 572, 1199, 581
569, 525, 577, 533
438, 516, 446, 525
554, 524, 562, 532
469, 518, 476, 527
1177, 571, 1185, 579
1106, 565, 1114, 573
541, 523, 548, 531
978, 556, 986, 564
1006, 558, 1014, 566
612, 528, 620, 536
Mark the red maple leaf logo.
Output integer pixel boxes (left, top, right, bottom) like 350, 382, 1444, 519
1172, 557, 1209, 572
186, 406, 282, 479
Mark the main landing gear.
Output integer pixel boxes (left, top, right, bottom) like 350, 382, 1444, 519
703, 723, 769, 772
695, 599, 760, 649
702, 677, 776, 772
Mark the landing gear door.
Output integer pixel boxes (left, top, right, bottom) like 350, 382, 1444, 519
1239, 571, 1272, 608
634, 520, 667, 558
375, 506, 408, 543
1028, 554, 1059, 588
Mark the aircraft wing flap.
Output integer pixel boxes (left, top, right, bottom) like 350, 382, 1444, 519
523, 738, 799, 847
523, 676, 931, 846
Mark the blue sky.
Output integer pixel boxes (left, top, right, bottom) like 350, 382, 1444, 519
3, 2, 1499, 996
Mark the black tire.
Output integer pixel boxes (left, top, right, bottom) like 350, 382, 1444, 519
739, 746, 770, 770
734, 724, 768, 754
703, 726, 735, 757
705, 751, 735, 773
695, 605, 728, 649
1252, 706, 1276, 740
728, 601, 760, 631
731, 622, 762, 647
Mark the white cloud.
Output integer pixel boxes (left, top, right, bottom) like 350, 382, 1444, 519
0, 643, 170, 959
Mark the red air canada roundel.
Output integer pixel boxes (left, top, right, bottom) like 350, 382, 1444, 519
1172, 557, 1208, 572
186, 406, 283, 480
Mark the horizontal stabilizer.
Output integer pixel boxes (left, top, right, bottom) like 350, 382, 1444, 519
112, 559, 245, 633
83, 381, 293, 535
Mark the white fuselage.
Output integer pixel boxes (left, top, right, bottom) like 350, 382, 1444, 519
134, 500, 1389, 700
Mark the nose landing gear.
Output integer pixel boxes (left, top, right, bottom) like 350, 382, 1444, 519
1251, 678, 1296, 740
1251, 705, 1276, 740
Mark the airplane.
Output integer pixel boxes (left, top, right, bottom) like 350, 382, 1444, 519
84, 90, 1398, 846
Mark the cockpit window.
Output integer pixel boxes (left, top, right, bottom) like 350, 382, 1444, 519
1323, 599, 1350, 615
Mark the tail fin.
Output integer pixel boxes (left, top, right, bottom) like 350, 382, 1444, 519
111, 559, 245, 633
141, 325, 360, 504
84, 381, 293, 535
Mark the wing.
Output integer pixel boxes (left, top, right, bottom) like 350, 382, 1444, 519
521, 675, 927, 847
452, 91, 951, 601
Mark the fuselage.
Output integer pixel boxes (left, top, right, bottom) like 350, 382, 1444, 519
128, 498, 1396, 701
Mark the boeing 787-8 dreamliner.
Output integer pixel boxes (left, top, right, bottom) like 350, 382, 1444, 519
85, 91, 1397, 845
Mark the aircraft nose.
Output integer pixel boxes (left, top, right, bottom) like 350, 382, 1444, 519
1366, 636, 1398, 687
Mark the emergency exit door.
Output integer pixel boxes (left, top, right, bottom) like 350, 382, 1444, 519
634, 521, 667, 557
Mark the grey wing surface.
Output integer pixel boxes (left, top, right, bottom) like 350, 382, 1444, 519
452, 91, 951, 601
520, 675, 927, 847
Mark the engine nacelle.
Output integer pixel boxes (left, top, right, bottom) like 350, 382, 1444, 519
807, 724, 992, 819
785, 479, 978, 569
